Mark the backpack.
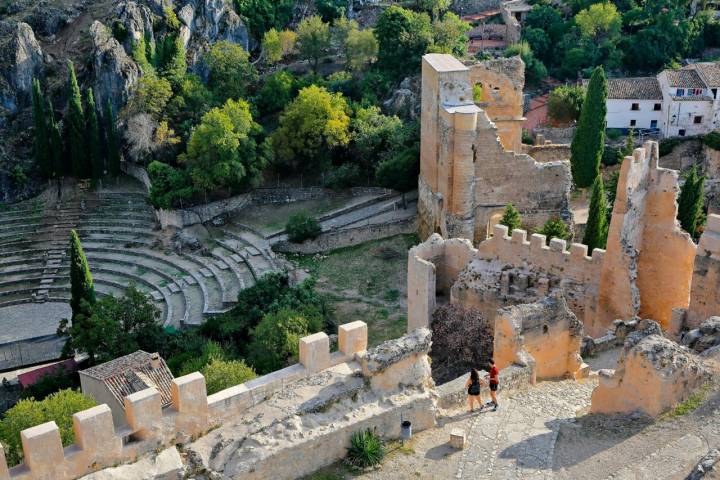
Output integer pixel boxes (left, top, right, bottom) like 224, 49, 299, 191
468, 378, 480, 396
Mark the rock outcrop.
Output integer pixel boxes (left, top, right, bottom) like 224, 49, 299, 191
383, 76, 420, 120
89, 21, 141, 116
116, 1, 157, 57
177, 0, 250, 69
682, 316, 720, 355
0, 21, 44, 113
590, 322, 711, 417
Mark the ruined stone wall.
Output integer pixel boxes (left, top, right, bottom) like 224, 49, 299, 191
494, 294, 587, 382
590, 321, 711, 417
594, 142, 696, 337
418, 54, 572, 244
522, 144, 571, 163
686, 214, 720, 329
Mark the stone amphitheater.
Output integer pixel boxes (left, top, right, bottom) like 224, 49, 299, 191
0, 176, 279, 368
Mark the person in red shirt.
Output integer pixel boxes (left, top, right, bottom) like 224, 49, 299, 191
485, 359, 500, 411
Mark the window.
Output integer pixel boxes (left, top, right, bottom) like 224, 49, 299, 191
693, 88, 704, 96
677, 88, 685, 96
631, 103, 639, 110
713, 88, 718, 99
650, 120, 658, 129
654, 103, 662, 111
630, 119, 637, 127
694, 115, 703, 124
679, 129, 686, 136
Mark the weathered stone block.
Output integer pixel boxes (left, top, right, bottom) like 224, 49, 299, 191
73, 404, 121, 459
338, 321, 368, 356
0, 444, 8, 480
449, 429, 466, 449
21, 421, 64, 475
299, 332, 330, 373
172, 372, 209, 437
124, 388, 162, 440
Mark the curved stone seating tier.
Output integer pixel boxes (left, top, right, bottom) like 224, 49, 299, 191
83, 245, 218, 314
0, 257, 47, 271
187, 250, 240, 305
227, 225, 279, 269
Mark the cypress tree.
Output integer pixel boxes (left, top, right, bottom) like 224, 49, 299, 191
86, 89, 103, 185
105, 100, 121, 177
31, 78, 51, 178
66, 61, 88, 178
499, 203, 522, 232
677, 166, 705, 237
624, 128, 635, 157
46, 96, 64, 177
69, 229, 96, 320
163, 35, 187, 87
583, 175, 609, 252
571, 66, 607, 188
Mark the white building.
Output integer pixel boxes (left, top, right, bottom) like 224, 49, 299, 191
593, 61, 720, 138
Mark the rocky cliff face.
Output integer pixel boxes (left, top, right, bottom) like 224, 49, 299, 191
89, 20, 141, 116
0, 21, 44, 114
116, 1, 157, 56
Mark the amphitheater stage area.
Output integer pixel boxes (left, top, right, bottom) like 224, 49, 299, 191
0, 302, 70, 371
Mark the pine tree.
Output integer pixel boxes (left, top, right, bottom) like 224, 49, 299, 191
583, 175, 609, 252
499, 203, 522, 232
86, 89, 103, 186
677, 166, 705, 237
66, 61, 88, 178
46, 96, 64, 177
31, 78, 51, 178
68, 229, 96, 320
539, 217, 570, 244
105, 100, 121, 177
571, 66, 607, 188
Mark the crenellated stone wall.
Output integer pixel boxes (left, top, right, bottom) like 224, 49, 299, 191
685, 214, 720, 329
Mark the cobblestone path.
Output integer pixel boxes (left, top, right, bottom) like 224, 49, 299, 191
455, 379, 597, 480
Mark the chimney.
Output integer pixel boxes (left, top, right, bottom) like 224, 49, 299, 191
150, 353, 161, 369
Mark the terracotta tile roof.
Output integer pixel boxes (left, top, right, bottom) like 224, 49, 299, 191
663, 69, 707, 89
81, 351, 174, 409
684, 62, 720, 87
581, 77, 662, 100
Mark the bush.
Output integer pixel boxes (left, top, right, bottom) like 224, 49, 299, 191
547, 85, 585, 124
659, 137, 684, 157
538, 217, 570, 244
605, 128, 622, 141
601, 146, 623, 166
286, 212, 322, 243
0, 390, 96, 466
202, 358, 257, 395
703, 131, 720, 151
147, 161, 195, 209
345, 429, 385, 470
522, 129, 534, 145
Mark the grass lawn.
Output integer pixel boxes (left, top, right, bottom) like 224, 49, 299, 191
288, 234, 419, 347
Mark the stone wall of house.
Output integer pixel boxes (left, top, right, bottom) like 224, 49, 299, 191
417, 54, 572, 244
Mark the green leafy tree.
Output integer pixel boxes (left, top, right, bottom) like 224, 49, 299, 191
297, 15, 331, 72
162, 35, 187, 86
570, 66, 607, 188
499, 204, 522, 231
234, 0, 295, 41
66, 61, 88, 178
262, 28, 283, 63
271, 85, 350, 172
417, 0, 451, 19
677, 165, 706, 237
247, 308, 323, 373
0, 390, 96, 466
286, 212, 322, 243
256, 70, 296, 115
315, 0, 349, 22
31, 78, 51, 178
583, 175, 608, 251
147, 160, 195, 209
105, 100, 121, 177
181, 99, 265, 192
375, 146, 420, 206
351, 106, 404, 174
131, 75, 173, 118
429, 12, 470, 56
202, 358, 257, 395
547, 85, 585, 124
375, 6, 433, 80
345, 28, 378, 71
504, 41, 547, 85
575, 3, 621, 41
206, 41, 257, 101
539, 217, 570, 243
85, 89, 103, 185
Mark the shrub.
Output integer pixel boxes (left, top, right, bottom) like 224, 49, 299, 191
345, 429, 385, 470
499, 203, 522, 232
605, 128, 622, 141
286, 212, 322, 243
703, 130, 720, 151
547, 85, 584, 124
202, 358, 257, 395
601, 146, 623, 166
324, 163, 362, 189
538, 217, 570, 244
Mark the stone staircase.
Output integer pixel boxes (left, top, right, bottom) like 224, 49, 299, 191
0, 177, 279, 329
